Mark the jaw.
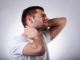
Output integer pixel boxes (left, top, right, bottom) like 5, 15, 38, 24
32, 21, 48, 31
36, 25, 48, 31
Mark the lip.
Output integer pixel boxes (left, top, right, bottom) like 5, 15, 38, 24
43, 21, 48, 23
44, 22, 47, 24
43, 22, 48, 24
44, 21, 48, 23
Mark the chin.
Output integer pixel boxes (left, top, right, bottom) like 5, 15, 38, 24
43, 27, 48, 31
34, 24, 48, 31
40, 25, 48, 31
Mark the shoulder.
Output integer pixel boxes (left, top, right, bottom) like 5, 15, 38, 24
9, 35, 32, 54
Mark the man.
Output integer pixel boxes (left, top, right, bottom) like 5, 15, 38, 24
9, 6, 67, 60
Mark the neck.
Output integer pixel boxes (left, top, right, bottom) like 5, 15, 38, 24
22, 29, 43, 38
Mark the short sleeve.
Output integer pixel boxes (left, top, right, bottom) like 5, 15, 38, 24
10, 36, 30, 56
13, 41, 29, 55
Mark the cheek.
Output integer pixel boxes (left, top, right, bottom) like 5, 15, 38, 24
35, 16, 43, 22
34, 17, 43, 24
33, 20, 43, 27
40, 17, 44, 21
35, 20, 43, 25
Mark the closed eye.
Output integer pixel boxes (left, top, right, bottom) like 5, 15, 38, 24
41, 14, 46, 17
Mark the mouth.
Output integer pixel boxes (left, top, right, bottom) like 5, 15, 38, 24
43, 21, 48, 23
43, 22, 48, 24
43, 22, 48, 27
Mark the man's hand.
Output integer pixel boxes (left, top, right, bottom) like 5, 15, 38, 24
22, 26, 45, 56
23, 26, 41, 40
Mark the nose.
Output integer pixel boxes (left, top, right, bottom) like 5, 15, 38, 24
45, 17, 48, 22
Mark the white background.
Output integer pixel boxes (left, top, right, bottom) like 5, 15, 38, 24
0, 0, 80, 60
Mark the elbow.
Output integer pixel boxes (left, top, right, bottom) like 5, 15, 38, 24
61, 17, 67, 24
37, 46, 45, 56
59, 17, 67, 26
40, 47, 45, 55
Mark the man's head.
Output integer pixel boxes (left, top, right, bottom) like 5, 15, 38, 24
22, 6, 48, 31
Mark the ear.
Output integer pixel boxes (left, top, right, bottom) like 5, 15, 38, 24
26, 16, 33, 25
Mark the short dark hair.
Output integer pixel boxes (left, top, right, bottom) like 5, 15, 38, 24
21, 6, 44, 27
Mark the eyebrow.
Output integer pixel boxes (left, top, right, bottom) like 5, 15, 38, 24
41, 14, 46, 17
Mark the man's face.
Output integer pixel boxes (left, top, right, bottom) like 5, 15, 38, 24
32, 9, 48, 31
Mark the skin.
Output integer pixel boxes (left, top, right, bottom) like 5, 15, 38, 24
22, 9, 67, 56
26, 9, 48, 31
48, 17, 67, 40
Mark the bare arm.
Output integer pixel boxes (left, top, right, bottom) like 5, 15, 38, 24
22, 26, 45, 56
48, 17, 67, 40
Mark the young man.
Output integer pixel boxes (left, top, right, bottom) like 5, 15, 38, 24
9, 6, 67, 60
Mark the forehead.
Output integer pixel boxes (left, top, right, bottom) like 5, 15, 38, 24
36, 9, 45, 14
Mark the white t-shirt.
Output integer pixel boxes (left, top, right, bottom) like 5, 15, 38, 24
9, 31, 51, 60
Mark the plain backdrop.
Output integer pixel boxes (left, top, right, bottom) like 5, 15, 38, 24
0, 0, 80, 60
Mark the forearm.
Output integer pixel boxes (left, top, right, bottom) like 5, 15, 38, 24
23, 26, 45, 56
47, 17, 67, 40
23, 35, 45, 56
48, 17, 67, 27
32, 34, 45, 51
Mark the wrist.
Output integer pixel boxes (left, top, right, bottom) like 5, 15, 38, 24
33, 34, 42, 41
48, 20, 53, 27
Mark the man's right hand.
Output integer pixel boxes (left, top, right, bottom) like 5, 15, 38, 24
23, 26, 41, 39
22, 26, 45, 56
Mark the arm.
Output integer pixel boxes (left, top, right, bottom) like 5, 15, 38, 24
23, 35, 45, 56
22, 26, 45, 56
48, 17, 67, 40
